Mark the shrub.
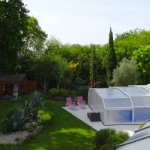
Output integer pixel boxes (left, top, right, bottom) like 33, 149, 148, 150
49, 88, 60, 97
0, 91, 43, 133
60, 89, 76, 98
77, 86, 89, 99
118, 131, 129, 141
49, 88, 76, 98
38, 110, 52, 125
1, 108, 27, 133
94, 128, 129, 150
19, 91, 43, 119
23, 122, 37, 132
111, 58, 140, 86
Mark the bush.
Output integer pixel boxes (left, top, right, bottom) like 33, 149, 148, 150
38, 110, 52, 125
49, 88, 60, 97
23, 122, 37, 132
94, 128, 129, 150
77, 86, 89, 99
112, 58, 140, 86
118, 131, 129, 141
1, 108, 26, 133
49, 87, 89, 99
0, 91, 43, 133
49, 88, 76, 98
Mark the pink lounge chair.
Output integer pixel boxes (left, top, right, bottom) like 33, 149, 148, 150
66, 97, 77, 109
77, 96, 86, 108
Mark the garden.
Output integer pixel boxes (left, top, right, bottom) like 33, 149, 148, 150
0, 93, 129, 150
0, 0, 149, 149
0, 96, 96, 150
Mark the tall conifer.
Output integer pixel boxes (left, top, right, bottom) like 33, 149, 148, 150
90, 44, 98, 87
106, 27, 117, 85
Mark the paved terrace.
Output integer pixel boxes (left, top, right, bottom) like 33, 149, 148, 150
63, 105, 140, 136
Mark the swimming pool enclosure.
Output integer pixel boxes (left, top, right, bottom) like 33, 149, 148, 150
88, 85, 150, 125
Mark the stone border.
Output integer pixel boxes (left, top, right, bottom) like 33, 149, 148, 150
0, 126, 43, 145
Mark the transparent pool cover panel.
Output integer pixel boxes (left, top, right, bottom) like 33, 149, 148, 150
105, 110, 132, 124
134, 108, 150, 122
104, 98, 131, 108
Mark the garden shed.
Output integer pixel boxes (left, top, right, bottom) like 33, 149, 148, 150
0, 74, 37, 100
88, 85, 150, 125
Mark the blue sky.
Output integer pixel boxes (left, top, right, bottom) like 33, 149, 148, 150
23, 0, 150, 45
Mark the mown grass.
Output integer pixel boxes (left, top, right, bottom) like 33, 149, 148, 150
0, 99, 96, 150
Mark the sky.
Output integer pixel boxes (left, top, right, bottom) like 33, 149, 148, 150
22, 0, 150, 45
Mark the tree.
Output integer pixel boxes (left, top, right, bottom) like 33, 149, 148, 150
132, 46, 150, 84
112, 58, 139, 86
106, 27, 117, 85
17, 17, 47, 77
115, 29, 150, 61
59, 44, 92, 87
0, 0, 29, 73
45, 36, 62, 54
114, 29, 150, 84
89, 44, 98, 87
21, 17, 47, 57
32, 54, 53, 92
32, 53, 70, 91
53, 55, 70, 89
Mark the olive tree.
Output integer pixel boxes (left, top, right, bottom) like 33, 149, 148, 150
112, 58, 139, 86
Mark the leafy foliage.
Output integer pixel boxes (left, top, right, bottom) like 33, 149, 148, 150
49, 88, 76, 98
0, 91, 43, 133
89, 44, 99, 87
132, 46, 150, 84
76, 86, 89, 99
0, 0, 29, 73
0, 100, 95, 150
25, 17, 47, 54
112, 58, 139, 86
32, 53, 70, 91
1, 108, 27, 133
94, 128, 129, 150
45, 36, 62, 54
38, 109, 52, 125
53, 55, 70, 89
17, 17, 47, 75
1, 2, 150, 90
106, 28, 117, 85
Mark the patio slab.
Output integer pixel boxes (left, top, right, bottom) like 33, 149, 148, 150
62, 105, 140, 134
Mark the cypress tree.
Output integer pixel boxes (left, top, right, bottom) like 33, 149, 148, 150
107, 27, 117, 85
89, 44, 98, 87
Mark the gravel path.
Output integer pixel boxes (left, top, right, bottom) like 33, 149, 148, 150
0, 131, 30, 145
0, 126, 43, 145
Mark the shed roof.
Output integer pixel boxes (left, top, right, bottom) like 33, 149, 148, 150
0, 74, 26, 84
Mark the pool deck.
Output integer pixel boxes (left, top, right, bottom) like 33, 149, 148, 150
63, 105, 140, 135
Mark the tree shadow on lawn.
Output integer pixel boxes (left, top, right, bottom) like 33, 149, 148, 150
49, 127, 95, 150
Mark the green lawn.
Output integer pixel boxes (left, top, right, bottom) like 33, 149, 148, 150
0, 99, 96, 150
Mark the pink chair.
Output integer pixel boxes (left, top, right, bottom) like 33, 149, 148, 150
66, 97, 77, 109
77, 96, 86, 108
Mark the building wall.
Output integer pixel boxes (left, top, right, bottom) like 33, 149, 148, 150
0, 80, 37, 99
